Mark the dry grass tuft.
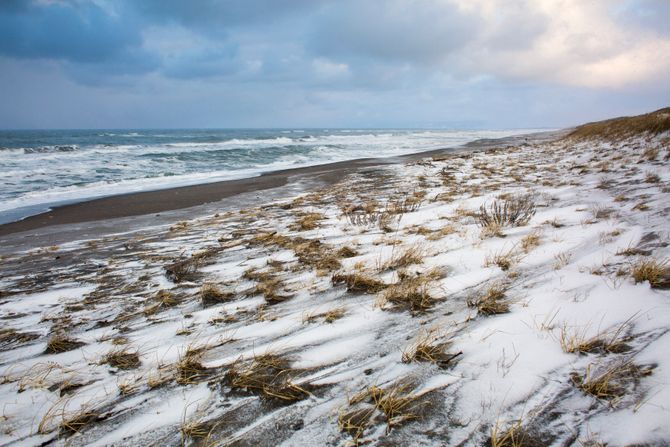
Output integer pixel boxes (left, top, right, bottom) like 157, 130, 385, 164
102, 348, 141, 370
227, 354, 310, 402
571, 360, 653, 402
292, 212, 325, 231
60, 409, 101, 434
425, 224, 457, 241
559, 320, 633, 355
520, 230, 542, 252
338, 407, 376, 444
0, 328, 40, 349
337, 246, 359, 258
630, 258, 670, 289
378, 273, 434, 312
401, 331, 462, 367
176, 348, 211, 385
200, 282, 234, 306
165, 256, 200, 283
468, 283, 510, 315
589, 204, 614, 220
489, 418, 544, 447
553, 252, 572, 270
484, 248, 519, 272
341, 381, 423, 441
380, 245, 426, 271
154, 289, 179, 307
332, 272, 387, 294
645, 172, 661, 183
45, 333, 84, 354
478, 195, 536, 228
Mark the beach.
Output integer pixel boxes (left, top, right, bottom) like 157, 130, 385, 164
0, 111, 669, 446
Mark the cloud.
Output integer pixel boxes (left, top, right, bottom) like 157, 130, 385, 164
0, 0, 668, 128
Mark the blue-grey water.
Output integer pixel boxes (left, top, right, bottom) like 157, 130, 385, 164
0, 128, 542, 224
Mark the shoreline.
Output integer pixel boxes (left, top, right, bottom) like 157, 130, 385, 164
0, 130, 562, 239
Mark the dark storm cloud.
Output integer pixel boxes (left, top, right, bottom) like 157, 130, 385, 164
0, 1, 143, 63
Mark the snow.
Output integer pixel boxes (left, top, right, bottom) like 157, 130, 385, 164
0, 132, 669, 446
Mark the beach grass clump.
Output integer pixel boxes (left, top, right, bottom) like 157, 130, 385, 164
484, 248, 519, 272
165, 256, 201, 283
180, 419, 214, 442
630, 258, 670, 289
468, 283, 509, 315
0, 328, 40, 349
154, 289, 179, 307
642, 146, 659, 161
478, 195, 536, 229
589, 204, 614, 220
102, 348, 141, 370
489, 419, 544, 447
338, 407, 376, 444
176, 348, 210, 385
377, 274, 433, 312
553, 252, 572, 270
332, 272, 387, 294
380, 245, 425, 271
571, 360, 653, 402
45, 333, 84, 354
200, 282, 234, 306
644, 172, 661, 183
227, 353, 310, 402
292, 212, 325, 231
401, 332, 462, 368
341, 381, 423, 441
337, 246, 359, 258
520, 230, 542, 252
559, 322, 632, 355
291, 238, 342, 271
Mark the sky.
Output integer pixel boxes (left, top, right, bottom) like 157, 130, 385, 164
0, 0, 669, 129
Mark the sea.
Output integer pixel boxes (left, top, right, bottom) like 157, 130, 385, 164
0, 128, 545, 224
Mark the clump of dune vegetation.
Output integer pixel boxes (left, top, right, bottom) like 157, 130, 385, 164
630, 258, 670, 289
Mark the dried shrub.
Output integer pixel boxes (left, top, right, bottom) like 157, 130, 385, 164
478, 195, 536, 228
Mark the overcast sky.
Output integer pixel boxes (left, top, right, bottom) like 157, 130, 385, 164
1, 0, 669, 129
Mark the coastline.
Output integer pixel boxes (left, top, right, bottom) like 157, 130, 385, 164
1, 111, 668, 446
0, 129, 562, 239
